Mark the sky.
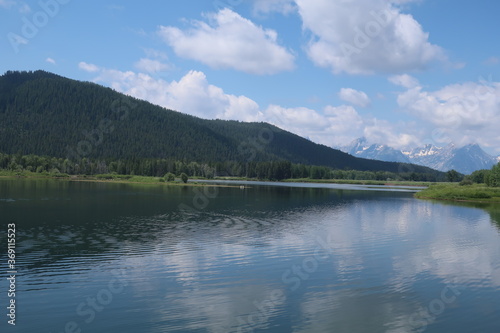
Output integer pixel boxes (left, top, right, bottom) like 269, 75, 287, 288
1, 0, 500, 155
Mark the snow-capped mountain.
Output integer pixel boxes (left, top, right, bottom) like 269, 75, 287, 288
446, 144, 500, 174
339, 137, 411, 163
402, 144, 455, 172
337, 138, 499, 174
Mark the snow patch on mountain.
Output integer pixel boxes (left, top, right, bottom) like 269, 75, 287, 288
336, 138, 499, 174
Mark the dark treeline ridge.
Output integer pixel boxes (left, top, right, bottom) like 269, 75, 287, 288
0, 152, 446, 182
0, 70, 445, 180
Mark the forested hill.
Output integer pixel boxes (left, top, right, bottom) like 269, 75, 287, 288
0, 70, 436, 174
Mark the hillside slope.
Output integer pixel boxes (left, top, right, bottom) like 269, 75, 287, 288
0, 70, 438, 175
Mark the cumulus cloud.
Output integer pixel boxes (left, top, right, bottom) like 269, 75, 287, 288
338, 88, 371, 107
157, 8, 295, 75
45, 57, 56, 65
78, 62, 425, 150
265, 104, 370, 145
396, 77, 500, 152
363, 119, 421, 149
295, 0, 446, 74
266, 105, 328, 135
80, 65, 262, 121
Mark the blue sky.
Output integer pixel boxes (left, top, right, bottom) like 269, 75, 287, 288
2, 0, 500, 154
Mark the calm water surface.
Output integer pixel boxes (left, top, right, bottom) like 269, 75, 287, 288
1, 179, 499, 332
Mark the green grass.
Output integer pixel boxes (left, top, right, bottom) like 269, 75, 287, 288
0, 170, 437, 189
415, 183, 500, 203
0, 170, 217, 187
0, 170, 70, 178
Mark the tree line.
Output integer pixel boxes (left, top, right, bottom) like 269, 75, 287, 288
464, 164, 500, 187
0, 152, 446, 182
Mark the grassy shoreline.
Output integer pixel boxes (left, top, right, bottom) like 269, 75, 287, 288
4, 170, 500, 204
0, 170, 431, 187
0, 170, 210, 187
415, 183, 500, 203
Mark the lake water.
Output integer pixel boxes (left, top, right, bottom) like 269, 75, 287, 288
1, 179, 499, 333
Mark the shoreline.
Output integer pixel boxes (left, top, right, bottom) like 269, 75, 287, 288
0, 172, 430, 188
0, 173, 236, 188
3, 172, 500, 204
414, 184, 500, 204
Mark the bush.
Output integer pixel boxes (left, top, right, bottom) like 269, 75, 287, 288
164, 172, 175, 182
53, 173, 70, 178
459, 178, 473, 186
180, 173, 188, 183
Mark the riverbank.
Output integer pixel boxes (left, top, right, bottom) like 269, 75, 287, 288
0, 171, 207, 187
0, 170, 432, 188
414, 183, 500, 203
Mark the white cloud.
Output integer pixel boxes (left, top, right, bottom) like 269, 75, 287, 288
265, 104, 369, 146
388, 74, 419, 89
77, 62, 429, 151
45, 57, 56, 65
78, 61, 100, 73
83, 66, 262, 122
396, 78, 500, 152
266, 105, 327, 132
134, 58, 171, 73
252, 0, 296, 15
157, 8, 295, 75
363, 118, 421, 149
295, 0, 446, 74
338, 88, 371, 107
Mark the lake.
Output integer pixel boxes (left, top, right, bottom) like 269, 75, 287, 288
1, 179, 499, 332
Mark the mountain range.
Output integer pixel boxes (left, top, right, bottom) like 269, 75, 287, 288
0, 70, 442, 178
337, 137, 500, 174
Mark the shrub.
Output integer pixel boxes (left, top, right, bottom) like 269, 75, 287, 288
459, 178, 473, 186
164, 172, 175, 182
180, 173, 188, 183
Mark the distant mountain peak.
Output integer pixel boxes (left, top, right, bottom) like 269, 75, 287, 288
337, 137, 498, 174
337, 138, 411, 164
